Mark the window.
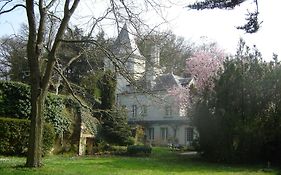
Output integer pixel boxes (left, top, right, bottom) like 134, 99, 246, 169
160, 127, 168, 141
179, 107, 186, 117
165, 105, 172, 117
185, 128, 194, 142
148, 128, 154, 140
173, 128, 177, 138
142, 105, 147, 117
132, 105, 137, 117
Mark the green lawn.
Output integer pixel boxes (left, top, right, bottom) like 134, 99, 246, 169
0, 148, 279, 175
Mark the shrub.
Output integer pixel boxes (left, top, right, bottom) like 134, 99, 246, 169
98, 108, 133, 146
0, 117, 55, 156
0, 81, 31, 119
127, 145, 152, 156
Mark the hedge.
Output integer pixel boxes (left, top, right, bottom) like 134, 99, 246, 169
127, 145, 152, 156
0, 81, 73, 135
0, 117, 55, 156
0, 81, 31, 119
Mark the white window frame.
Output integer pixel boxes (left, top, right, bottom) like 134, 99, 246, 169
160, 127, 168, 141
185, 127, 194, 143
132, 105, 137, 117
148, 127, 154, 140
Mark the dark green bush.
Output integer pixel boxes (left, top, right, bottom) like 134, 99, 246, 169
0, 81, 31, 119
0, 117, 55, 156
127, 145, 152, 156
42, 123, 55, 155
0, 81, 73, 135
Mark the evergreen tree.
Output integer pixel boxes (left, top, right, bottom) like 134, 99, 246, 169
97, 70, 132, 146
188, 0, 261, 33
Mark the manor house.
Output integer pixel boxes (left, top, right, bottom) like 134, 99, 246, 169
105, 24, 195, 146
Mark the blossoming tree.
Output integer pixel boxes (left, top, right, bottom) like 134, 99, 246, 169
168, 45, 225, 110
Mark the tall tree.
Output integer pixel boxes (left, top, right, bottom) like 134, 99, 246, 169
0, 36, 28, 82
1, 0, 80, 167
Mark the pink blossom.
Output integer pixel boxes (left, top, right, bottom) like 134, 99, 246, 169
167, 47, 225, 109
186, 48, 224, 92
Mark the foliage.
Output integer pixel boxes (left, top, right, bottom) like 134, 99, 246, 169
42, 123, 55, 156
0, 81, 31, 119
98, 107, 133, 146
0, 81, 71, 134
187, 0, 261, 33
94, 70, 133, 146
62, 30, 110, 85
0, 117, 55, 156
99, 70, 116, 110
44, 94, 71, 135
0, 81, 97, 138
0, 36, 29, 82
127, 145, 152, 156
193, 39, 281, 163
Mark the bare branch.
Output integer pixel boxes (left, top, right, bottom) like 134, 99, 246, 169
46, 0, 57, 10
54, 66, 91, 111
61, 51, 83, 71
0, 4, 26, 15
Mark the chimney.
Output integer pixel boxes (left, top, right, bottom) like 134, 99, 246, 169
145, 45, 161, 89
150, 45, 160, 66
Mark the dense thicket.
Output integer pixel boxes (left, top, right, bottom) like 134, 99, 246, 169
193, 40, 281, 163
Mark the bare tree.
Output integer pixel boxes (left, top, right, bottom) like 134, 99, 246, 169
0, 0, 172, 168
1, 0, 80, 167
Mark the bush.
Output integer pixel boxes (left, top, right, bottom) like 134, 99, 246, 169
0, 81, 31, 119
0, 81, 76, 134
127, 145, 152, 156
0, 117, 55, 156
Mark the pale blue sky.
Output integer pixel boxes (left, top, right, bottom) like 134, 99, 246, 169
0, 0, 280, 61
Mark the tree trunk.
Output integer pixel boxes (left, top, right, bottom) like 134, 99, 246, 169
26, 89, 45, 167
24, 0, 80, 167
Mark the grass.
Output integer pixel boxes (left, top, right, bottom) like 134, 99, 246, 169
0, 147, 279, 175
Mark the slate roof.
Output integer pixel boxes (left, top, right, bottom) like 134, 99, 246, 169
152, 73, 192, 91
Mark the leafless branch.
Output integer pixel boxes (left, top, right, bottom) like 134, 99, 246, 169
54, 66, 90, 109
0, 4, 26, 15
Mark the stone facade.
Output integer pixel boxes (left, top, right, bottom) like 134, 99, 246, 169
107, 23, 195, 146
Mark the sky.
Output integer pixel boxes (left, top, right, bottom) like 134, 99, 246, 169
0, 0, 280, 61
